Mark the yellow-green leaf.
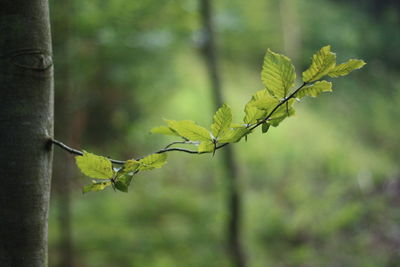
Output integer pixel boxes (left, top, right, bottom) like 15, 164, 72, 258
138, 153, 167, 171
198, 141, 214, 152
269, 110, 295, 127
76, 151, 114, 179
261, 49, 296, 99
244, 104, 266, 125
302, 45, 336, 82
251, 88, 271, 100
243, 89, 270, 124
231, 122, 246, 128
219, 127, 249, 143
295, 81, 333, 98
117, 159, 140, 177
123, 159, 140, 172
251, 94, 280, 112
268, 99, 296, 127
328, 59, 366, 77
166, 120, 211, 142
150, 125, 179, 136
83, 181, 112, 193
211, 104, 232, 139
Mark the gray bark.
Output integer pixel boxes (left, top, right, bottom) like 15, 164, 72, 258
0, 0, 54, 266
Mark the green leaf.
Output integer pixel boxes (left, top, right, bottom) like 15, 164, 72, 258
150, 125, 179, 136
114, 181, 129, 193
244, 104, 265, 125
262, 122, 270, 133
211, 104, 232, 139
219, 127, 249, 143
117, 159, 140, 177
123, 159, 140, 172
118, 174, 134, 186
328, 59, 366, 77
231, 123, 246, 128
302, 45, 336, 82
243, 89, 270, 124
83, 181, 112, 193
269, 111, 295, 127
138, 153, 167, 171
261, 49, 296, 99
248, 91, 289, 127
198, 141, 214, 152
250, 88, 271, 100
114, 173, 134, 193
295, 81, 333, 98
268, 99, 296, 127
166, 120, 211, 142
250, 94, 280, 112
76, 151, 114, 179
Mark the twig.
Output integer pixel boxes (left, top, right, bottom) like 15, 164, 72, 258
52, 82, 308, 164
248, 82, 307, 131
51, 139, 126, 165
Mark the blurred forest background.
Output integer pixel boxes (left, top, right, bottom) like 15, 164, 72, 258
49, 0, 400, 266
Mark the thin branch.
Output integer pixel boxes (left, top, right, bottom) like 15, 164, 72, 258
51, 139, 126, 165
156, 147, 206, 155
248, 82, 307, 131
51, 139, 83, 156
51, 138, 205, 163
52, 82, 308, 164
149, 82, 306, 156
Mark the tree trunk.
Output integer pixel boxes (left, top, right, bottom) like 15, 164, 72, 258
199, 1, 246, 267
0, 0, 54, 266
279, 0, 301, 63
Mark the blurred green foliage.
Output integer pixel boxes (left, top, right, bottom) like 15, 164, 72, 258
49, 0, 400, 266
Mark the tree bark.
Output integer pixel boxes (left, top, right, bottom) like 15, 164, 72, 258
199, 1, 246, 267
0, 0, 54, 266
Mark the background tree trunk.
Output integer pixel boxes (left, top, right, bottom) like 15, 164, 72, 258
279, 0, 301, 63
199, 1, 246, 266
0, 0, 54, 266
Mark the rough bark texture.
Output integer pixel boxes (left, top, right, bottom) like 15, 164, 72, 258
0, 0, 54, 266
199, 1, 246, 267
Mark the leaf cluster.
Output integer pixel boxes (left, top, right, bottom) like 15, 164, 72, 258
75, 46, 365, 193
77, 151, 167, 193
